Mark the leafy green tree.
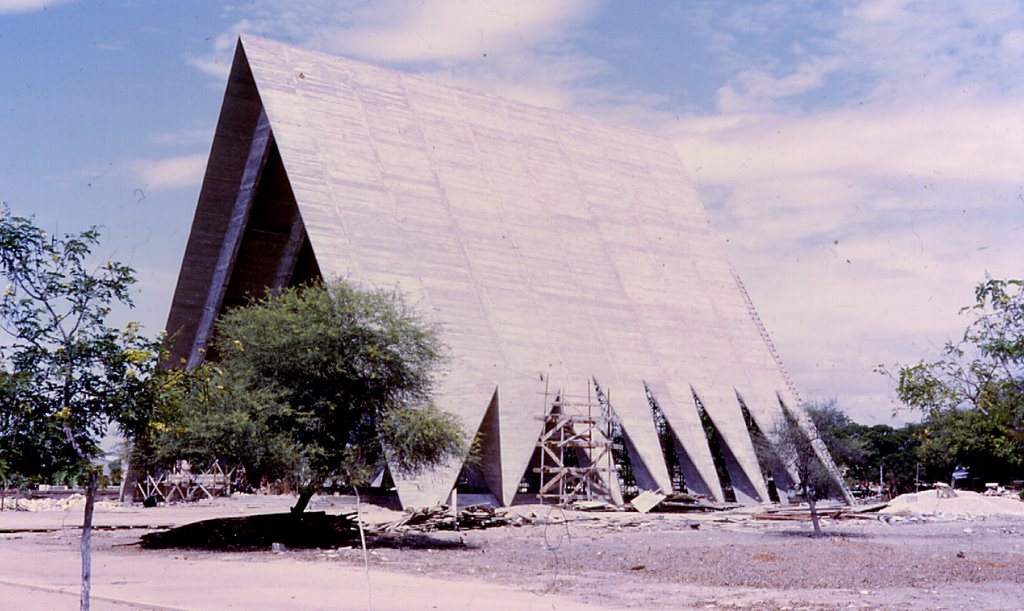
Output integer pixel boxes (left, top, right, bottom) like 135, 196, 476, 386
769, 400, 865, 536
0, 204, 161, 610
133, 363, 303, 487
845, 422, 926, 495
884, 278, 1024, 483
0, 370, 85, 486
156, 280, 467, 512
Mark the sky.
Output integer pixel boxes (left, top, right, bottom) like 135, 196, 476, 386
1, 0, 1021, 425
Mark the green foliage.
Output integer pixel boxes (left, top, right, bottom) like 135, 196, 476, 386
378, 403, 465, 476
151, 280, 466, 491
137, 364, 303, 484
882, 277, 1024, 483
916, 404, 1022, 483
845, 422, 926, 493
1, 369, 84, 484
0, 204, 161, 484
107, 457, 123, 487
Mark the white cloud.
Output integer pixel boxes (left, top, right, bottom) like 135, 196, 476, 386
657, 1, 1024, 420
192, 1, 605, 108
188, 25, 251, 79
314, 0, 597, 63
150, 129, 213, 147
673, 101, 1024, 186
671, 97, 1024, 419
715, 59, 835, 112
128, 154, 207, 191
210, 0, 597, 65
1001, 30, 1024, 56
189, 54, 232, 80
836, 0, 1024, 102
0, 0, 67, 13
845, 0, 914, 23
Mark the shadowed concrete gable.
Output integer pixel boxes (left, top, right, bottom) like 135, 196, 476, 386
166, 36, 849, 508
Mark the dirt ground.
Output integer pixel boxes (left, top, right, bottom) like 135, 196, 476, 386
2, 494, 1023, 610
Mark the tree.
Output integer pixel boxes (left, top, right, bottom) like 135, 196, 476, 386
0, 369, 86, 486
154, 280, 467, 512
884, 278, 1024, 483
769, 401, 864, 536
845, 422, 925, 495
0, 204, 161, 610
133, 362, 304, 487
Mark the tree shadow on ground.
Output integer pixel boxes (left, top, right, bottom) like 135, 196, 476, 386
768, 529, 871, 539
368, 532, 475, 550
138, 512, 479, 551
140, 512, 360, 550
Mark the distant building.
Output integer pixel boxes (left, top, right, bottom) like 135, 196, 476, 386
166, 36, 849, 508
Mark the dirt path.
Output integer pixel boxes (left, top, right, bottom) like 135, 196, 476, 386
2, 495, 1022, 610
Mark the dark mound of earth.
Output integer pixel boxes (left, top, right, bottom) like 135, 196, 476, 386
139, 511, 360, 550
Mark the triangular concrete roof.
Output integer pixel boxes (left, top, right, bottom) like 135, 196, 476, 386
166, 36, 849, 507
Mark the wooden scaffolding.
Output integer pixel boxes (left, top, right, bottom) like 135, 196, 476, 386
535, 387, 620, 505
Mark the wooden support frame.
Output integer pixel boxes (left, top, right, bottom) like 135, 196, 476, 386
134, 462, 241, 504
535, 389, 619, 505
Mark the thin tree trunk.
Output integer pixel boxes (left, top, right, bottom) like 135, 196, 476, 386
806, 486, 822, 537
81, 468, 98, 611
118, 455, 135, 503
291, 486, 315, 514
353, 485, 371, 611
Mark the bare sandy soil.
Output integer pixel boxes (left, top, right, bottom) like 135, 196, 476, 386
2, 495, 1022, 610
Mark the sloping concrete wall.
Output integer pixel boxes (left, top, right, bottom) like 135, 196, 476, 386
166, 36, 839, 507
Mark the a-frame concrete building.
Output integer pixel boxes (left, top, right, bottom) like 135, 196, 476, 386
166, 36, 848, 508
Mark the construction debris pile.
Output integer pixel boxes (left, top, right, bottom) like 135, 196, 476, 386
0, 494, 126, 513
625, 490, 739, 514
373, 504, 532, 534
747, 502, 887, 522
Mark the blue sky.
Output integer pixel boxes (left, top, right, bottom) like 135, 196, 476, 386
2, 0, 1022, 424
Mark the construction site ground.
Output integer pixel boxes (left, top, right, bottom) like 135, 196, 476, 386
1, 494, 1022, 610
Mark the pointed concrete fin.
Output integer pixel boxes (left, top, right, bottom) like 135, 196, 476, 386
165, 40, 270, 366
691, 385, 770, 503
734, 379, 790, 449
390, 457, 461, 509
600, 380, 673, 494
734, 387, 796, 495
497, 376, 550, 506
391, 376, 497, 508
473, 387, 504, 504
648, 380, 725, 502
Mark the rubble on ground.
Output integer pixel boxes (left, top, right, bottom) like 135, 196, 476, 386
747, 502, 888, 522
627, 490, 736, 514
373, 504, 532, 533
0, 494, 127, 513
652, 492, 738, 513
